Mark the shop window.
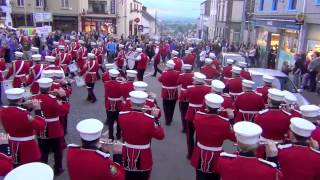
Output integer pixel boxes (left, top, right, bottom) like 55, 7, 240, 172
61, 0, 69, 8
259, 0, 264, 11
288, 0, 297, 10
272, 0, 278, 11
316, 0, 320, 5
17, 0, 24, 7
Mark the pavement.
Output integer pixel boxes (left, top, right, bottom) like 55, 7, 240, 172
1, 64, 319, 180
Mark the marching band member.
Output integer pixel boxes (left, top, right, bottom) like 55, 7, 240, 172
239, 62, 252, 80
177, 64, 194, 132
115, 44, 125, 72
136, 48, 149, 81
225, 66, 242, 99
256, 75, 274, 104
208, 52, 220, 71
52, 42, 60, 57
120, 70, 137, 100
55, 45, 72, 76
126, 46, 136, 70
119, 90, 164, 180
171, 50, 183, 72
67, 119, 125, 180
200, 58, 220, 84
0, 151, 12, 177
281, 90, 301, 118
5, 162, 54, 180
70, 36, 80, 61
211, 80, 235, 119
76, 40, 88, 70
5, 52, 30, 88
185, 72, 211, 159
79, 53, 99, 103
158, 60, 180, 126
299, 105, 320, 149
152, 43, 161, 77
191, 93, 236, 180
102, 63, 117, 83
215, 121, 279, 180
0, 88, 45, 166
26, 54, 46, 94
183, 49, 195, 68
222, 59, 234, 79
31, 47, 39, 55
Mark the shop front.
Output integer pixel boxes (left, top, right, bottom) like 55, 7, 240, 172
53, 16, 78, 32
82, 16, 116, 34
254, 19, 300, 69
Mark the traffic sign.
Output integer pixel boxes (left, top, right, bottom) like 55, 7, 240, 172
138, 25, 143, 32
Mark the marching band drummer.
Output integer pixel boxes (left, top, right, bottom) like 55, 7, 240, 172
239, 62, 252, 80
5, 51, 30, 88
102, 63, 117, 83
256, 75, 275, 104
26, 54, 46, 95
55, 45, 72, 76
225, 66, 242, 99
120, 70, 137, 100
211, 80, 235, 119
200, 58, 220, 84
222, 59, 234, 80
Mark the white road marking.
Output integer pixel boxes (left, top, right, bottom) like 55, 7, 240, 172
144, 72, 153, 78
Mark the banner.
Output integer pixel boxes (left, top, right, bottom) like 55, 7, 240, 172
36, 26, 52, 37
33, 12, 52, 23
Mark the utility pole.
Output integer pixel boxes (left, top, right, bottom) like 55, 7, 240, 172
240, 0, 247, 43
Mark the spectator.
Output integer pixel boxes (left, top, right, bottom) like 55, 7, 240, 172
32, 33, 41, 48
198, 47, 207, 68
293, 51, 307, 87
308, 51, 320, 92
281, 60, 292, 75
106, 39, 117, 63
248, 45, 257, 67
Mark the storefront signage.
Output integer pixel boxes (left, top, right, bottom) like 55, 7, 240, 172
33, 12, 52, 23
254, 19, 300, 30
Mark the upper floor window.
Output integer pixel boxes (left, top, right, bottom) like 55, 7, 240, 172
259, 0, 264, 11
0, 0, 6, 6
272, 0, 278, 11
17, 0, 24, 7
110, 0, 116, 14
35, 0, 43, 7
288, 0, 297, 10
61, 0, 69, 8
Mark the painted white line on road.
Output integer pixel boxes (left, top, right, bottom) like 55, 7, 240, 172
144, 72, 153, 78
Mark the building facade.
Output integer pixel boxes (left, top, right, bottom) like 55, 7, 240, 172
0, 0, 12, 27
253, 0, 320, 69
141, 6, 156, 36
198, 0, 210, 40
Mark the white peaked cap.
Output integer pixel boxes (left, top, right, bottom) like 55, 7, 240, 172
15, 51, 23, 58
171, 50, 179, 55
53, 41, 59, 45
263, 75, 274, 83
205, 93, 224, 108
290, 117, 316, 137
119, 44, 124, 48
268, 88, 284, 101
209, 53, 216, 58
133, 81, 148, 91
239, 62, 247, 68
70, 36, 75, 40
88, 53, 95, 59
126, 70, 137, 78
242, 79, 255, 88
232, 66, 241, 74
188, 47, 194, 51
185, 50, 191, 54
5, 88, 25, 100
166, 60, 175, 69
90, 42, 97, 46
183, 64, 192, 70
105, 63, 115, 70
65, 40, 70, 43
234, 121, 262, 145
205, 58, 213, 64
45, 56, 56, 62
58, 45, 65, 50
299, 105, 320, 118
108, 69, 120, 77
53, 70, 65, 79
136, 48, 143, 52
42, 70, 54, 78
283, 90, 297, 104
211, 80, 225, 93
4, 162, 53, 180
226, 59, 234, 64
78, 40, 85, 44
76, 119, 103, 141
31, 47, 39, 52
37, 78, 53, 88
130, 90, 148, 104
32, 54, 42, 61
193, 72, 206, 83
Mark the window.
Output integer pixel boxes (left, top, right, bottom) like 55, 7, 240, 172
17, 0, 24, 7
316, 0, 320, 5
130, 3, 132, 12
272, 0, 278, 11
61, 0, 69, 8
110, 0, 116, 14
259, 0, 264, 11
35, 0, 43, 7
288, 0, 297, 10
0, 0, 6, 6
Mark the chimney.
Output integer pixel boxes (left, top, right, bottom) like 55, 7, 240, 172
142, 6, 147, 11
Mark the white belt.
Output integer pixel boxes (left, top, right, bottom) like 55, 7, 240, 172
162, 85, 178, 90
125, 143, 150, 150
108, 97, 122, 101
260, 136, 284, 144
15, 74, 25, 78
88, 72, 96, 74
239, 110, 259, 114
229, 92, 242, 96
197, 142, 222, 152
8, 135, 35, 142
189, 103, 202, 108
45, 117, 59, 122
181, 88, 187, 91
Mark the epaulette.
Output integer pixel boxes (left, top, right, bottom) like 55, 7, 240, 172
256, 86, 263, 89
196, 111, 206, 115
96, 150, 111, 158
218, 115, 230, 121
258, 158, 277, 168
2, 106, 8, 108
49, 94, 56, 99
220, 152, 236, 158
144, 113, 154, 119
67, 144, 80, 148
310, 148, 320, 154
259, 109, 269, 114
281, 109, 292, 116
147, 98, 154, 103
16, 107, 27, 111
278, 144, 292, 150
255, 92, 263, 96
119, 111, 129, 115
187, 85, 195, 89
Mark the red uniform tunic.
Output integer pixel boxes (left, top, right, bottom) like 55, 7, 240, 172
32, 94, 65, 138
5, 60, 30, 88
115, 49, 125, 68
240, 70, 252, 80
177, 72, 194, 102
55, 52, 72, 73
92, 47, 103, 65
137, 53, 149, 70
50, 82, 72, 118
67, 145, 125, 180
200, 65, 220, 84
102, 72, 110, 83
0, 58, 6, 82
122, 98, 161, 119
212, 59, 221, 71
183, 54, 196, 67
277, 144, 320, 180
27, 63, 46, 94
104, 80, 123, 111
256, 86, 270, 104
118, 111, 164, 171
222, 65, 232, 78
215, 153, 279, 180
311, 127, 320, 145
77, 47, 88, 70
226, 77, 242, 95
191, 112, 235, 173
70, 41, 80, 60
0, 153, 12, 177
234, 91, 265, 122
172, 57, 183, 72
185, 84, 211, 121
44, 64, 64, 71
0, 106, 45, 164
79, 60, 99, 84
158, 69, 180, 100
120, 81, 134, 100
52, 48, 60, 57
221, 93, 235, 110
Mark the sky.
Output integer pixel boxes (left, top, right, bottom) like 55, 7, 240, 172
138, 0, 201, 19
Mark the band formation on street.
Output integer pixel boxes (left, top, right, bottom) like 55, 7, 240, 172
0, 29, 320, 180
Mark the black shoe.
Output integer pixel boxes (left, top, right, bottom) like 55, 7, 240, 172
181, 129, 186, 133
165, 122, 171, 126
54, 168, 64, 176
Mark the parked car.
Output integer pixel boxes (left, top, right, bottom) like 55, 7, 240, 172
248, 68, 309, 106
220, 53, 248, 66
